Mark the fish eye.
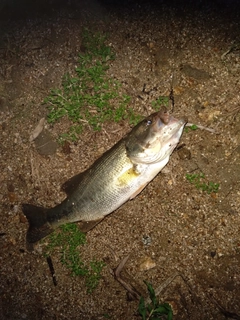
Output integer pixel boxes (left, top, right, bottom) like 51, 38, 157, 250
146, 119, 152, 126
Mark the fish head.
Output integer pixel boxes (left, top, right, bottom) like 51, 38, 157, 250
126, 108, 187, 164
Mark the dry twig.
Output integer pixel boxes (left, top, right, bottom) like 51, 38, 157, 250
186, 122, 217, 133
112, 255, 142, 300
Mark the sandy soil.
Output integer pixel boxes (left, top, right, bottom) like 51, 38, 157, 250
0, 1, 240, 319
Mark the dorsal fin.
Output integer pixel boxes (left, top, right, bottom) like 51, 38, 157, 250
61, 171, 86, 195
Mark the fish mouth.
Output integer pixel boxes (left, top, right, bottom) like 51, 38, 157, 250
165, 114, 188, 127
157, 108, 170, 124
168, 116, 187, 138
155, 107, 187, 123
154, 110, 188, 133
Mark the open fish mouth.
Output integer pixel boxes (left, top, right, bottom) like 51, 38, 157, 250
153, 113, 187, 137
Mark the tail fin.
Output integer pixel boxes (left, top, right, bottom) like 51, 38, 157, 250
22, 204, 54, 244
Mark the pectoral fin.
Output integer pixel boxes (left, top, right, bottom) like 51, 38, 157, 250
129, 183, 148, 200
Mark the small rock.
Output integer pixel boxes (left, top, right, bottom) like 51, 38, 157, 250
34, 130, 58, 155
142, 234, 152, 246
198, 110, 221, 122
1, 122, 7, 131
7, 183, 15, 192
173, 86, 185, 95
181, 64, 211, 80
62, 140, 71, 154
0, 96, 9, 112
154, 47, 170, 66
19, 213, 27, 223
9, 237, 17, 245
178, 147, 191, 160
138, 256, 156, 271
8, 192, 18, 202
148, 42, 155, 50
210, 251, 216, 258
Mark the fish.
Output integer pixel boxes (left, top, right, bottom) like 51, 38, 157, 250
22, 108, 187, 244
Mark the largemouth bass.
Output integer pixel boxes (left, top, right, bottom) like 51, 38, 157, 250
22, 108, 186, 244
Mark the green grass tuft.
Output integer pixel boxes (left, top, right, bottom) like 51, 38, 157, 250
184, 124, 198, 133
44, 28, 141, 142
138, 281, 173, 320
44, 223, 105, 293
151, 96, 169, 111
186, 173, 219, 194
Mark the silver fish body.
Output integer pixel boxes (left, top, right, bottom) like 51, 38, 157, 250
22, 109, 186, 243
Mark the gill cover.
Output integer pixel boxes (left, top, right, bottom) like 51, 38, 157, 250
125, 108, 174, 164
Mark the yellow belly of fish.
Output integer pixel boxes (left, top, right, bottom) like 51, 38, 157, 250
117, 166, 140, 186
117, 164, 150, 199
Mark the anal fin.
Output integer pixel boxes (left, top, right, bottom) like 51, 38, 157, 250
78, 218, 103, 233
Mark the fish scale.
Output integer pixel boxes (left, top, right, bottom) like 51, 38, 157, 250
62, 140, 139, 221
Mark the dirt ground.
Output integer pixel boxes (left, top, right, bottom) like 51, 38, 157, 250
0, 1, 240, 319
